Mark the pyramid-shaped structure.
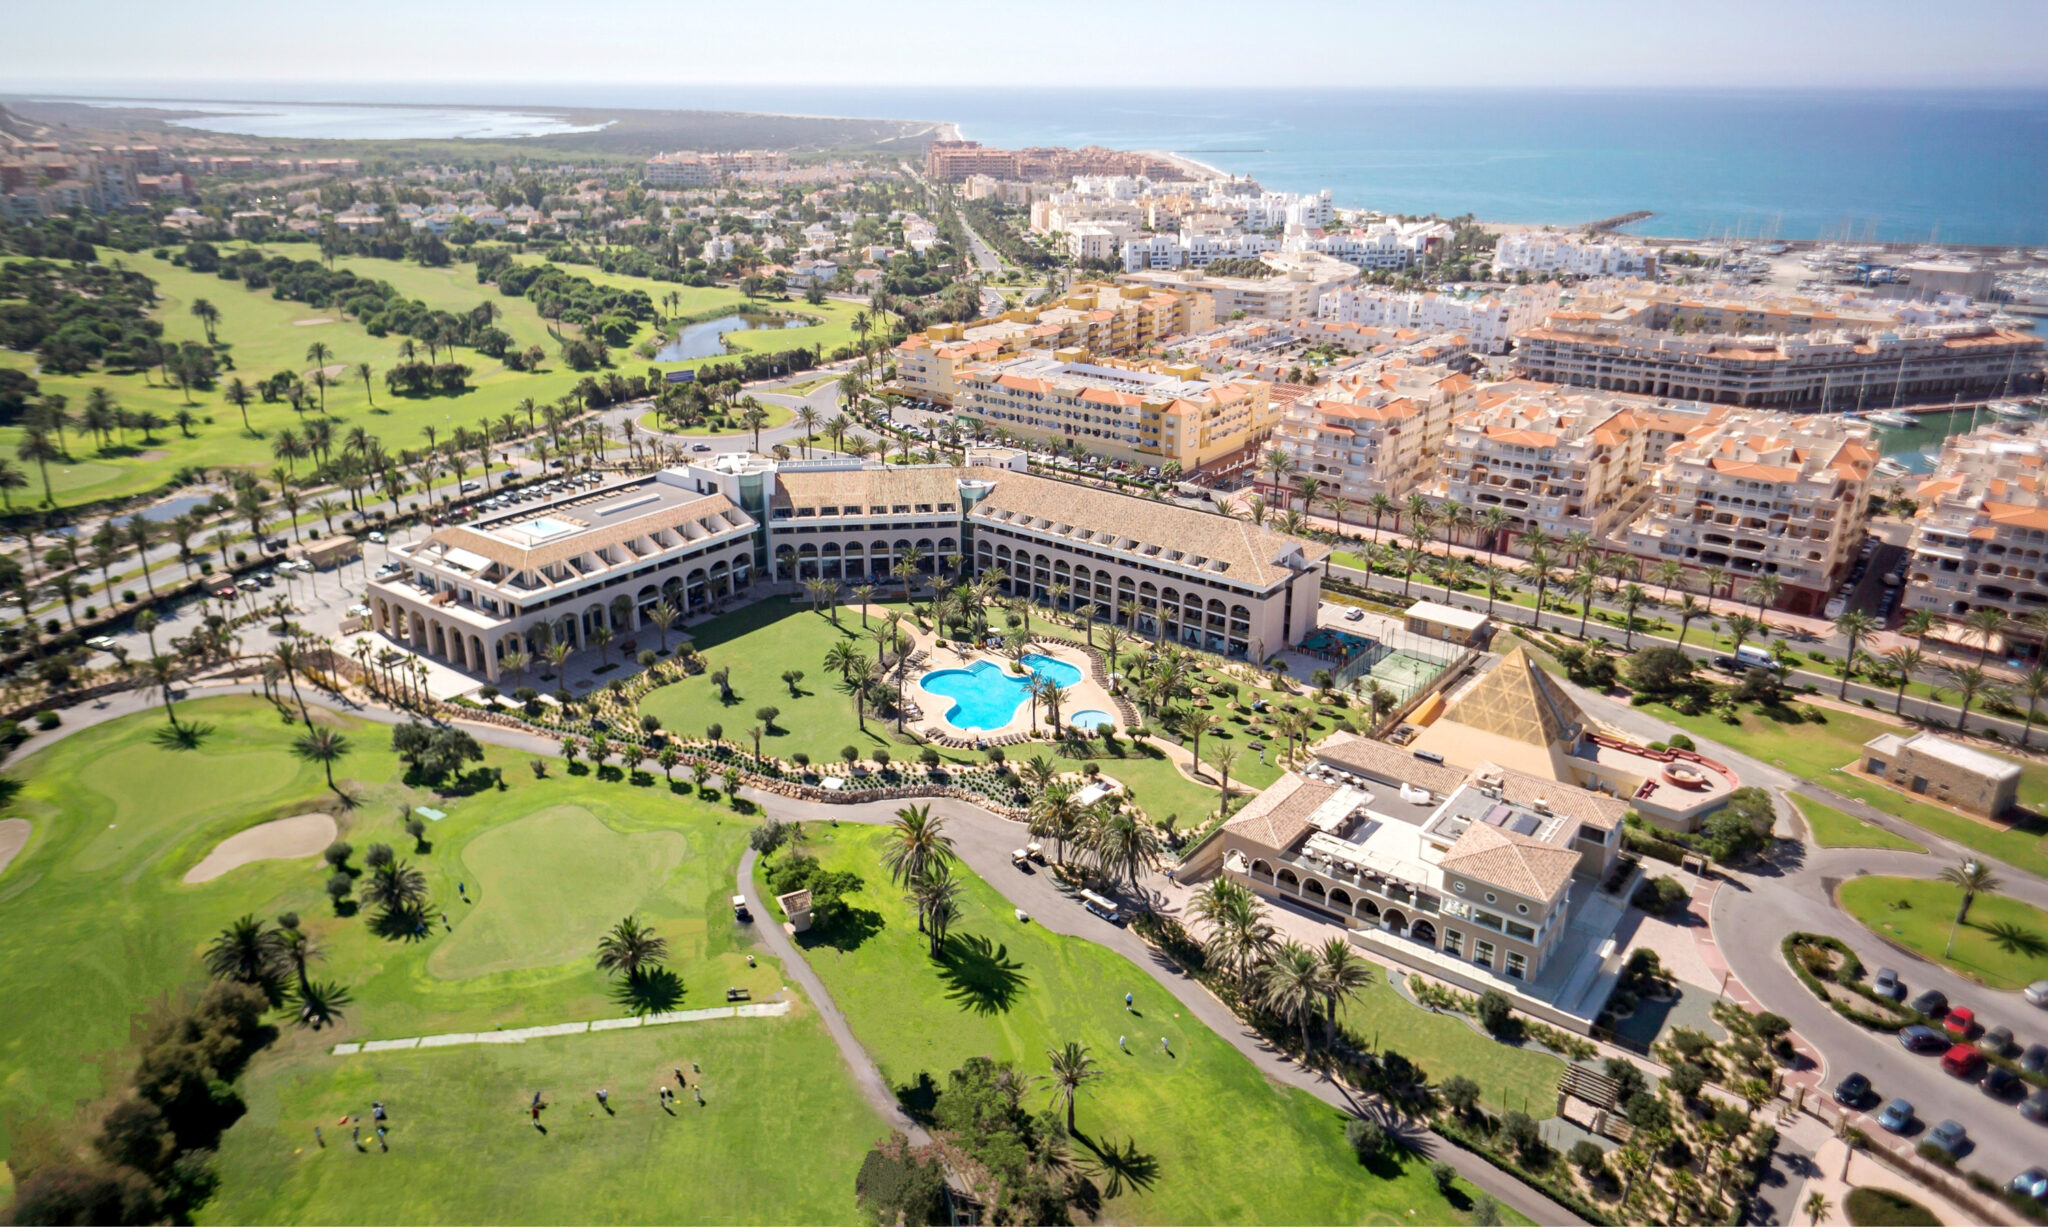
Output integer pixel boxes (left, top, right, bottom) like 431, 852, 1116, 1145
1441, 647, 1584, 750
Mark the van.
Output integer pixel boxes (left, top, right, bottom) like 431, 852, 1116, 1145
1077, 889, 1121, 924
1734, 645, 1775, 671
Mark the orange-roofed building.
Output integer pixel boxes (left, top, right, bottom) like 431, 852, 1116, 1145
1902, 420, 2048, 634
1619, 410, 1877, 613
1264, 361, 1475, 507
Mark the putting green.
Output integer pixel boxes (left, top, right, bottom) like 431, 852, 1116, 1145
73, 743, 307, 876
430, 807, 687, 980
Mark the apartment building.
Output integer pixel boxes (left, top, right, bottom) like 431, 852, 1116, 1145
643, 149, 788, 187
1513, 316, 2043, 411
1618, 413, 1876, 611
1320, 284, 1561, 354
892, 282, 1213, 405
1123, 252, 1361, 320
1284, 219, 1453, 271
1492, 231, 1656, 278
1219, 732, 1624, 1005
1263, 365, 1476, 507
1120, 227, 1282, 271
952, 351, 1274, 471
1901, 420, 2048, 627
367, 471, 758, 683
1424, 387, 1673, 548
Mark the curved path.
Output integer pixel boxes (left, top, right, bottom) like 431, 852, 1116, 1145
14, 680, 1580, 1224
1563, 676, 2048, 1182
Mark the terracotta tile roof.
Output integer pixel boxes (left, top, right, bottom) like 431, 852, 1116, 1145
1707, 458, 1799, 483
1983, 500, 2048, 532
1483, 761, 1627, 831
1311, 731, 1467, 795
1439, 821, 1580, 901
1222, 773, 1338, 853
772, 466, 965, 512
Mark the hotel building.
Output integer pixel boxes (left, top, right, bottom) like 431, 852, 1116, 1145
370, 459, 1329, 678
1261, 365, 1476, 507
1492, 232, 1655, 278
1319, 284, 1561, 354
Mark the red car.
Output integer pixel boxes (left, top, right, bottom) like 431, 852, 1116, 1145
1944, 1006, 1977, 1038
1942, 1043, 1985, 1078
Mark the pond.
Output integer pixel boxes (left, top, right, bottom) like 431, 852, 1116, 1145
655, 313, 809, 362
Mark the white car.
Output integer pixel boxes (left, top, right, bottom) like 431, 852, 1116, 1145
2027, 980, 2048, 1008
347, 604, 371, 619
85, 635, 118, 650
367, 531, 387, 544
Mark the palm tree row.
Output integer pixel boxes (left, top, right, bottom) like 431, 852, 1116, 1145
1188, 879, 1373, 1054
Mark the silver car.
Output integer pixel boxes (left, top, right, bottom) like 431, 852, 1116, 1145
2026, 980, 2048, 1008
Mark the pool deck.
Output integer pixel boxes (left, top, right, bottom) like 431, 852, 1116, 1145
911, 639, 1120, 742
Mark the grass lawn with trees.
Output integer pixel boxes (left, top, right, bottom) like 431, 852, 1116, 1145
1788, 795, 1926, 852
1843, 1186, 1940, 1226
1836, 875, 2048, 990
762, 823, 1515, 1225
1634, 699, 2048, 878
0, 696, 880, 1222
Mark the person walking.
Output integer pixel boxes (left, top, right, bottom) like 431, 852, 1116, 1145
371, 1101, 386, 1122
314, 1125, 324, 1148
1160, 1036, 1170, 1054
351, 1125, 361, 1149
376, 1126, 388, 1152
1124, 992, 1133, 1011
596, 1088, 609, 1109
673, 1067, 685, 1087
1118, 1035, 1126, 1053
530, 1104, 542, 1128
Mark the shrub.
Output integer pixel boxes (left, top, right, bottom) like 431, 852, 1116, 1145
34, 709, 59, 730
1344, 1117, 1386, 1161
1667, 733, 1695, 751
322, 841, 352, 869
1568, 1138, 1606, 1175
920, 746, 942, 768
1429, 1160, 1457, 1195
1475, 989, 1514, 1035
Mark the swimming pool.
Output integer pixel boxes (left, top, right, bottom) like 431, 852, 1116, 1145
1068, 709, 1114, 731
921, 653, 1083, 731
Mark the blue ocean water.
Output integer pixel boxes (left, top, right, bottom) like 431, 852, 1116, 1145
39, 84, 2048, 244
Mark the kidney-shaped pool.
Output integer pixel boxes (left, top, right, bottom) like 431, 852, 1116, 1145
919, 654, 1083, 731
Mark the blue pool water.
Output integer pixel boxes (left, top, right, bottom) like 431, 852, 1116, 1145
1068, 710, 1114, 732
922, 654, 1083, 731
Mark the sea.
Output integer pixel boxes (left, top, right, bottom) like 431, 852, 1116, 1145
33, 84, 2048, 244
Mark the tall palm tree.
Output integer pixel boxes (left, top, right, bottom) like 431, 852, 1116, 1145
1189, 879, 1274, 993
880, 804, 956, 929
1365, 492, 1396, 543
1653, 558, 1686, 602
1963, 607, 2009, 664
1939, 858, 2002, 956
1882, 645, 1923, 715
2019, 666, 2048, 749
1900, 609, 1938, 648
204, 914, 285, 990
1747, 573, 1784, 619
1570, 564, 1601, 639
1259, 940, 1327, 1054
1619, 583, 1647, 649
305, 342, 332, 413
1205, 743, 1241, 819
1045, 1042, 1102, 1134
1724, 613, 1763, 663
1087, 806, 1161, 899
595, 915, 671, 982
293, 727, 351, 795
1316, 937, 1374, 1042
905, 859, 963, 956
1941, 663, 1999, 732
1675, 595, 1709, 647
15, 428, 58, 506
1523, 545, 1557, 627
1832, 609, 1878, 699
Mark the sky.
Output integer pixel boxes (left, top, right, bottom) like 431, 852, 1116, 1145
5, 0, 2047, 93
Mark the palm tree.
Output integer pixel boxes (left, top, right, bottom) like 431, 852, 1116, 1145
305, 342, 332, 413
2019, 666, 2048, 749
191, 298, 220, 344
293, 727, 351, 795
1619, 583, 1646, 649
204, 914, 284, 990
1189, 878, 1274, 993
1523, 546, 1556, 627
1964, 606, 2009, 663
1724, 613, 1763, 663
1939, 858, 2002, 956
1900, 609, 1938, 648
1205, 743, 1241, 819
1882, 645, 1923, 715
1675, 595, 1709, 648
1653, 558, 1686, 602
1833, 609, 1879, 698
1569, 564, 1600, 639
595, 915, 671, 982
1315, 937, 1374, 1042
1941, 662, 1998, 732
358, 361, 376, 406
1087, 806, 1161, 898
361, 858, 428, 914
1803, 1191, 1833, 1227
1045, 1042, 1102, 1134
1260, 940, 1327, 1054
905, 859, 964, 956
16, 428, 58, 505
1747, 573, 1783, 619
881, 804, 956, 929
647, 601, 678, 653
1365, 492, 1396, 542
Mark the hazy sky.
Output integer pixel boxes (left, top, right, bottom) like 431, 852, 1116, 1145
6, 0, 2047, 93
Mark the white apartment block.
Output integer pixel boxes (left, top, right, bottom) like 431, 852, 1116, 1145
1320, 284, 1561, 354
1620, 413, 1877, 611
1123, 252, 1361, 320
1065, 223, 1136, 262
1902, 422, 2048, 627
953, 351, 1274, 470
1493, 232, 1656, 279
1425, 388, 1676, 550
1120, 227, 1281, 272
1285, 219, 1452, 271
1264, 366, 1476, 509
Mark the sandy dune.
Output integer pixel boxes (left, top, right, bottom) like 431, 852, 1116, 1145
184, 813, 337, 884
292, 317, 336, 326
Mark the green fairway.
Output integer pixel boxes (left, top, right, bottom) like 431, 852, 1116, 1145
1837, 875, 2048, 990
765, 824, 1504, 1225
0, 250, 884, 510
0, 696, 882, 1222
1635, 700, 2048, 878
1790, 795, 1926, 852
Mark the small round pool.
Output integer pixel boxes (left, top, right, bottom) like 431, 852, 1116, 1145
1068, 710, 1114, 731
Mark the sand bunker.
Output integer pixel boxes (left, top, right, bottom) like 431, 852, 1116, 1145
184, 813, 337, 884
292, 317, 336, 326
303, 363, 350, 380
0, 819, 29, 878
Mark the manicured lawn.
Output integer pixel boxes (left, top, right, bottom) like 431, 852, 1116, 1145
1635, 700, 2048, 878
1836, 875, 2048, 990
637, 399, 796, 439
1844, 1186, 1939, 1226
0, 696, 881, 1222
765, 824, 1505, 1225
1334, 972, 1565, 1121
1789, 795, 1926, 852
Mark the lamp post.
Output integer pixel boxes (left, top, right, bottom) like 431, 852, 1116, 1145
1944, 860, 1978, 958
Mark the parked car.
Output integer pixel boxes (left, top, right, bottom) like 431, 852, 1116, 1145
1876, 1098, 1916, 1133
1944, 1005, 1978, 1038
1872, 968, 1906, 1001
1833, 1071, 1874, 1107
1926, 1118, 1969, 1159
1899, 1025, 1947, 1053
367, 531, 386, 544
346, 604, 371, 619
459, 481, 481, 493
2027, 980, 2048, 1008
1344, 607, 1365, 622
1984, 1067, 2024, 1100
2011, 1167, 2048, 1202
2022, 1089, 2048, 1125
1911, 989, 1949, 1016
1981, 1025, 2015, 1056
84, 635, 117, 650
1941, 1044, 1985, 1078
2023, 1043, 2048, 1075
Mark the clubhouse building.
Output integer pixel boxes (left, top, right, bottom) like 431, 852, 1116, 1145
368, 457, 1329, 682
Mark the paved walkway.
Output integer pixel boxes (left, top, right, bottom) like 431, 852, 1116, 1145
330, 1002, 790, 1055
